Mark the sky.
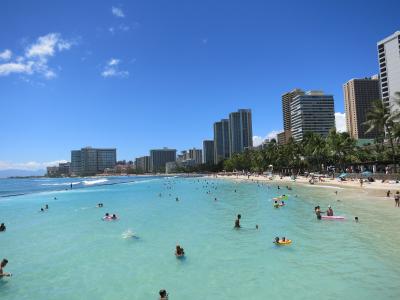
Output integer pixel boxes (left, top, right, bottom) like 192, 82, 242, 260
0, 0, 399, 171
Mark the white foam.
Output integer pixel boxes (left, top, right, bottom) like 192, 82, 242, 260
41, 182, 80, 186
83, 179, 109, 185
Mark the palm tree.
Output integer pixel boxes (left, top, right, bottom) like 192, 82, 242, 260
363, 99, 397, 172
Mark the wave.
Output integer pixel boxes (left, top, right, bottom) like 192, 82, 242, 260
83, 178, 109, 185
41, 182, 81, 186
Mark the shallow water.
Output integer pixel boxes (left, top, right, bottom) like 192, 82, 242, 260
1, 177, 400, 300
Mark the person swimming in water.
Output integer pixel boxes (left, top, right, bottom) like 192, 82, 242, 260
234, 214, 241, 228
45, 204, 49, 209
273, 201, 279, 208
0, 223, 6, 232
175, 245, 185, 257
111, 214, 117, 220
159, 289, 168, 299
0, 259, 11, 277
326, 205, 334, 216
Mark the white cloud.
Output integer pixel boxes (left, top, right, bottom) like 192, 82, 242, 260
0, 160, 67, 171
0, 33, 74, 79
335, 112, 347, 133
108, 58, 120, 66
0, 61, 33, 76
112, 6, 125, 18
253, 130, 281, 146
108, 24, 131, 35
101, 58, 129, 78
0, 49, 12, 60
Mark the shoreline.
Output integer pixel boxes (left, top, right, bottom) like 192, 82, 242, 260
211, 174, 400, 198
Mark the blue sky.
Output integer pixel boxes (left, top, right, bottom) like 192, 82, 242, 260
0, 0, 399, 170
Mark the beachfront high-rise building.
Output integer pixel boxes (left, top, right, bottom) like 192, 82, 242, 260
135, 156, 150, 173
202, 140, 215, 164
213, 119, 230, 164
291, 91, 335, 141
70, 147, 117, 176
188, 148, 203, 165
281, 89, 304, 144
377, 31, 400, 114
228, 109, 253, 155
277, 131, 286, 145
150, 148, 176, 173
343, 77, 381, 139
70, 150, 82, 175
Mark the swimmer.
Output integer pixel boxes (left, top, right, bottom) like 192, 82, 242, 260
45, 204, 49, 209
176, 197, 179, 202
40, 208, 44, 212
326, 205, 334, 216
315, 206, 322, 220
273, 201, 279, 208
234, 214, 241, 228
355, 217, 359, 222
175, 245, 185, 257
159, 289, 168, 299
256, 224, 259, 230
112, 214, 117, 220
274, 237, 280, 244
214, 197, 217, 201
0, 259, 11, 277
0, 223, 6, 232
122, 229, 136, 239
53, 197, 57, 200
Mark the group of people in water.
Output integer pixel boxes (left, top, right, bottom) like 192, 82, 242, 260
40, 204, 49, 212
314, 205, 334, 219
103, 213, 118, 220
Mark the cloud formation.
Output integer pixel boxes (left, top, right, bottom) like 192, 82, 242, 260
0, 49, 12, 60
101, 58, 129, 78
253, 130, 281, 146
0, 160, 67, 171
0, 33, 73, 79
112, 6, 125, 18
335, 112, 347, 133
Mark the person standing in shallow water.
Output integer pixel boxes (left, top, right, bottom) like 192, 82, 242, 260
395, 191, 400, 207
0, 259, 11, 277
234, 214, 241, 228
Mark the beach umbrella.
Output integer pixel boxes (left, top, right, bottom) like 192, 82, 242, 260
338, 173, 348, 178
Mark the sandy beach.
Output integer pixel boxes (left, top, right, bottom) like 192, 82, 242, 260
212, 174, 400, 197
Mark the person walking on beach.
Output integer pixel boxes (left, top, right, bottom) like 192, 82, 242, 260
0, 259, 11, 277
395, 191, 400, 207
387, 190, 391, 197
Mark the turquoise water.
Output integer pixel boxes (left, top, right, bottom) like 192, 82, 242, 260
1, 176, 400, 299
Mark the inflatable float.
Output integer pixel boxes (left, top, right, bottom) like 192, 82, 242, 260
275, 240, 292, 245
102, 215, 118, 221
273, 195, 288, 201
321, 216, 344, 220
